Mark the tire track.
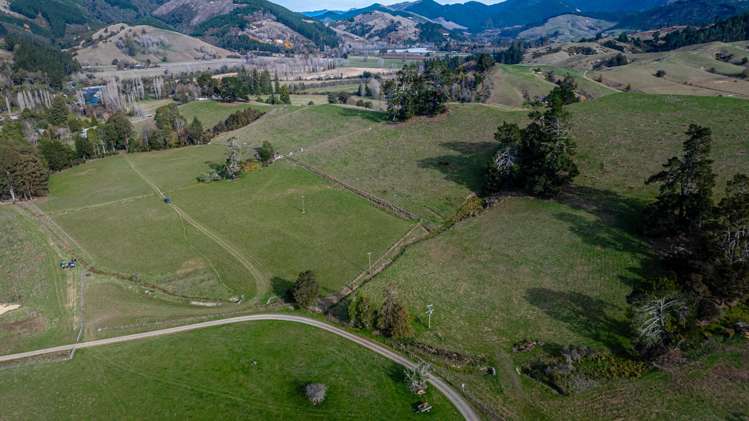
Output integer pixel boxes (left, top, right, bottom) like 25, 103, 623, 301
122, 154, 268, 296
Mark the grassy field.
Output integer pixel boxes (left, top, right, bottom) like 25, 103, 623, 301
487, 64, 617, 107
568, 93, 749, 198
0, 321, 461, 420
342, 93, 749, 418
169, 161, 413, 295
487, 65, 558, 107
0, 207, 75, 354
40, 146, 412, 301
218, 103, 527, 224
589, 42, 749, 98
342, 56, 421, 69
178, 100, 272, 129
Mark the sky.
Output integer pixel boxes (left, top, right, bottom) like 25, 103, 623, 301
274, 0, 504, 12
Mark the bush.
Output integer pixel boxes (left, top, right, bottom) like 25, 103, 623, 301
655, 69, 667, 78
291, 270, 319, 308
305, 383, 327, 406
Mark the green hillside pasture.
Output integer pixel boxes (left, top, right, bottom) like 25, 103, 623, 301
0, 207, 74, 354
487, 64, 617, 107
343, 55, 420, 69
299, 104, 527, 223
170, 161, 414, 295
82, 276, 260, 339
289, 94, 329, 106
41, 155, 153, 213
352, 94, 749, 418
51, 194, 249, 300
531, 65, 618, 99
486, 64, 558, 107
590, 42, 749, 98
360, 196, 643, 356
0, 322, 461, 420
178, 100, 272, 130
125, 143, 227, 192
569, 93, 749, 198
212, 104, 386, 154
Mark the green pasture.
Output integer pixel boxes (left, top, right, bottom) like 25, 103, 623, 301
0, 207, 75, 354
178, 100, 272, 129
0, 321, 461, 420
42, 145, 411, 301
170, 161, 413, 295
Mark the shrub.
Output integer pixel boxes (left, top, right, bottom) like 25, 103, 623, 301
305, 383, 327, 405
291, 270, 319, 308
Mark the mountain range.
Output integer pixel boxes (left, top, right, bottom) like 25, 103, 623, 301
2, 0, 749, 54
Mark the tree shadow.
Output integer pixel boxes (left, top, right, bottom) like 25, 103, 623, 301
417, 141, 497, 194
271, 276, 293, 301
554, 185, 664, 292
525, 288, 633, 356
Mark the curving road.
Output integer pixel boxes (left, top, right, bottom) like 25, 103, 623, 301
0, 314, 479, 421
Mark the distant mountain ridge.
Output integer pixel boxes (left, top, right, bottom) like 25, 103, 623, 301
305, 0, 673, 32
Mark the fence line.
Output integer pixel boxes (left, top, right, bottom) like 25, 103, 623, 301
286, 157, 421, 223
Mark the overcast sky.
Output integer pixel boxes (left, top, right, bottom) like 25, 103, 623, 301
275, 0, 504, 12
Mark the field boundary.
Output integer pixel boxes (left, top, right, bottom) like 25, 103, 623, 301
287, 157, 421, 222
318, 223, 430, 310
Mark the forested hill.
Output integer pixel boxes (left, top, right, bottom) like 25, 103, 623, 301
652, 12, 749, 51
155, 0, 339, 50
5, 0, 168, 42
616, 0, 749, 30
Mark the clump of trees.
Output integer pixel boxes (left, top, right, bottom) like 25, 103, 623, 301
0, 126, 48, 201
212, 108, 264, 135
197, 69, 275, 101
348, 285, 413, 339
635, 124, 749, 356
385, 65, 447, 122
291, 270, 320, 308
138, 104, 206, 151
486, 95, 579, 197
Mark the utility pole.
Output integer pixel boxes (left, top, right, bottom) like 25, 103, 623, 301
301, 194, 306, 215
367, 252, 373, 273
426, 304, 434, 329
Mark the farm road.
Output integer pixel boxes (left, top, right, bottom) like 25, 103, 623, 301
122, 154, 268, 294
0, 314, 479, 421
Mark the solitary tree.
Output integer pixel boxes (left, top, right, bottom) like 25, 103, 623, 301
103, 112, 133, 150
292, 270, 319, 308
304, 383, 327, 405
256, 141, 275, 165
404, 361, 431, 394
348, 293, 375, 329
377, 285, 412, 338
223, 137, 242, 179
187, 117, 204, 145
279, 85, 291, 105
48, 96, 69, 126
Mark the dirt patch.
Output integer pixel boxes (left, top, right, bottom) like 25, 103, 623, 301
0, 313, 46, 335
0, 304, 21, 316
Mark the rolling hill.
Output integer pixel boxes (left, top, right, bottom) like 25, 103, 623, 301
153, 0, 339, 51
73, 24, 233, 67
